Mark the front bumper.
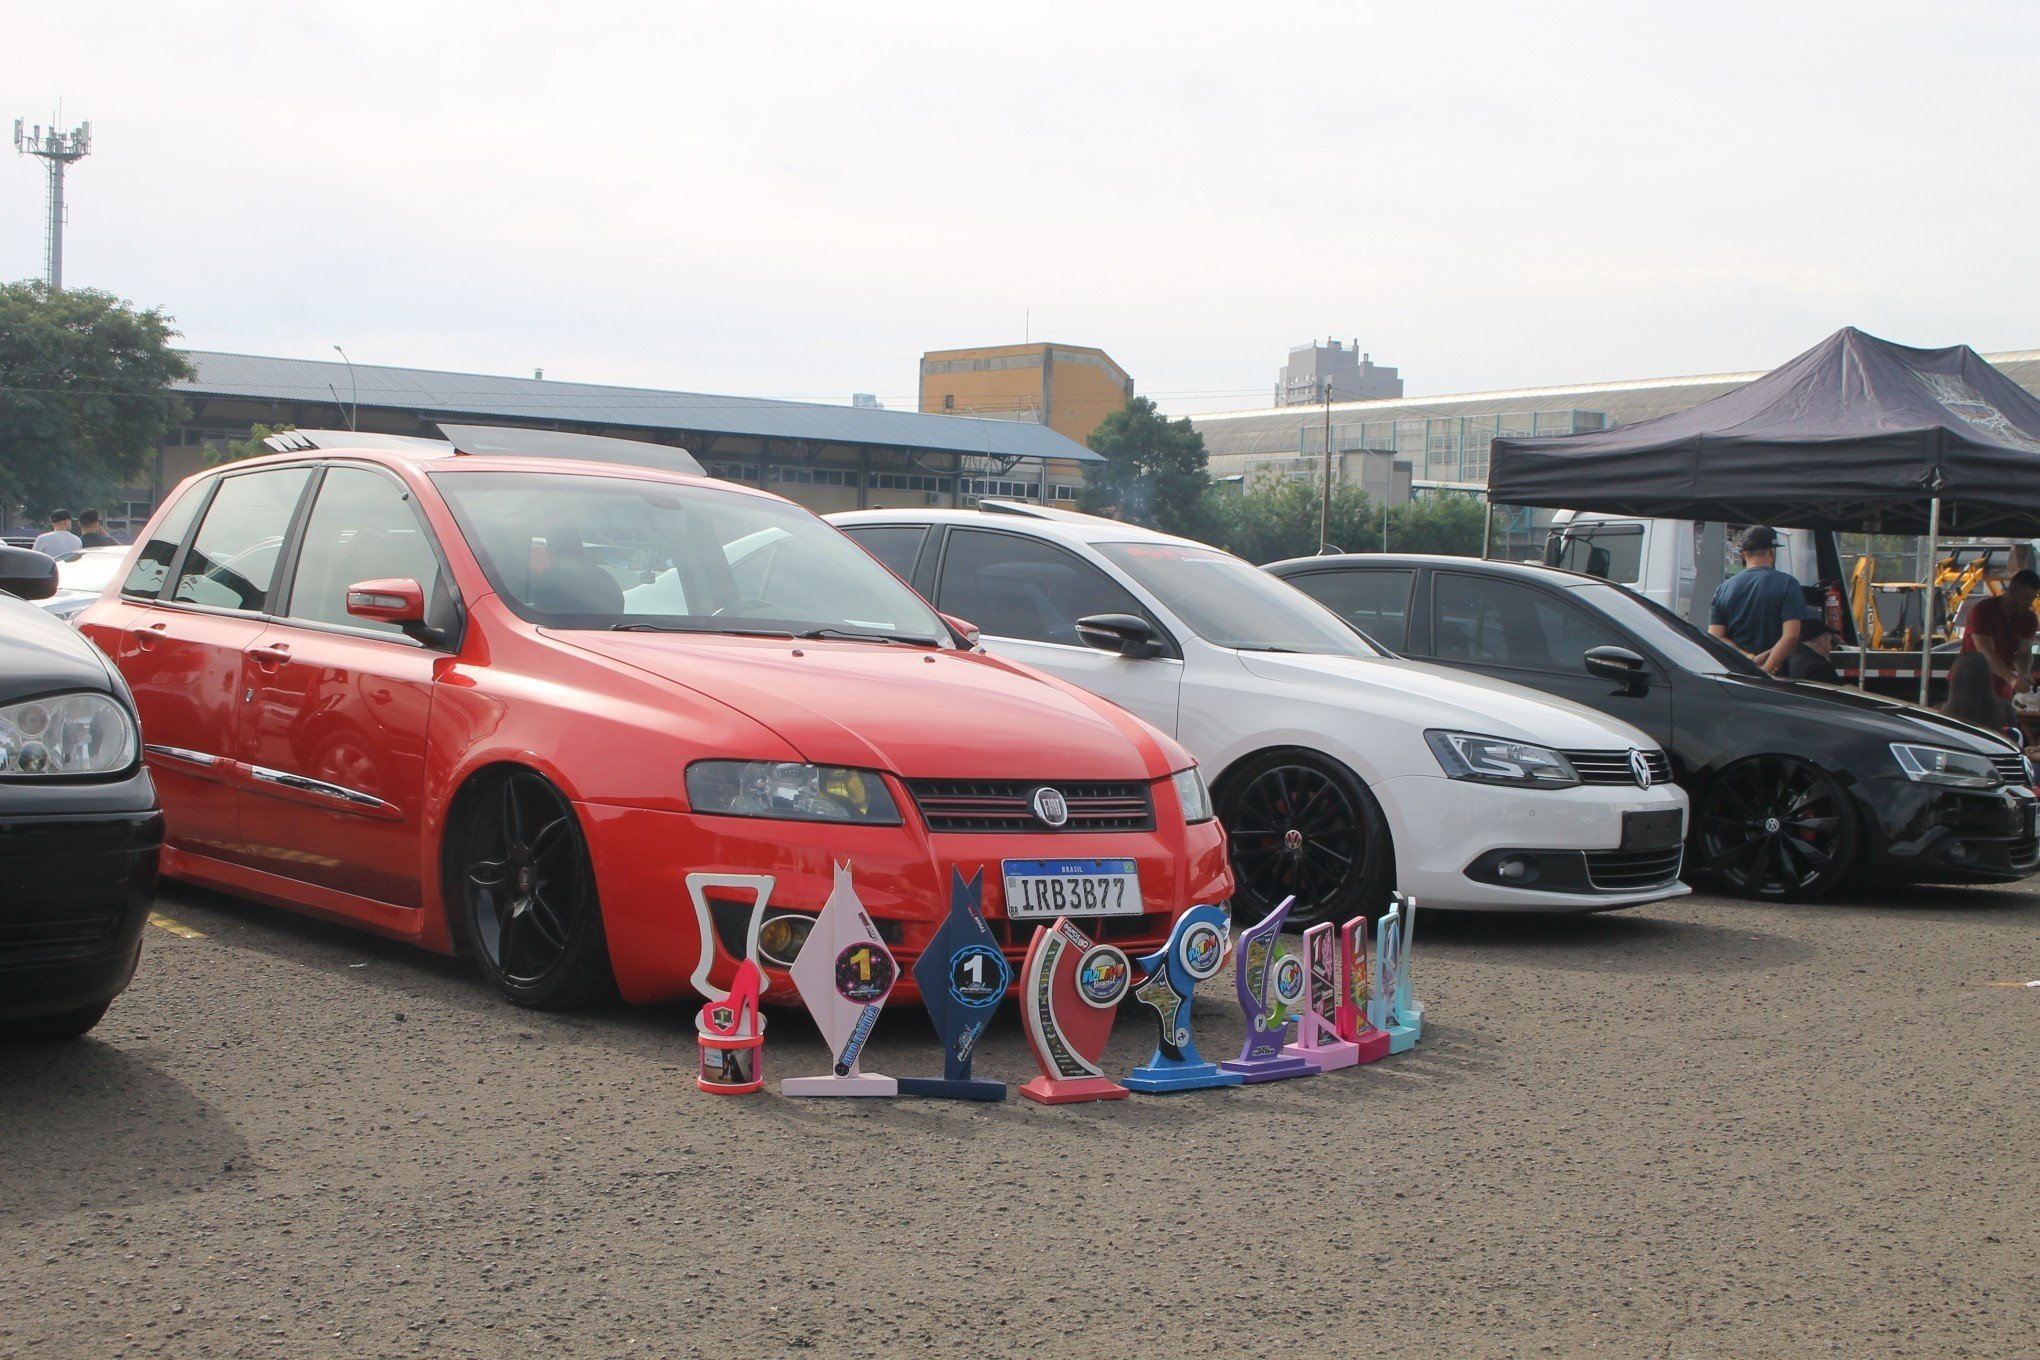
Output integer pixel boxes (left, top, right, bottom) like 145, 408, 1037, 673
1875, 778, 2040, 883
1374, 773, 1692, 912
0, 768, 164, 1023
575, 803, 1233, 1004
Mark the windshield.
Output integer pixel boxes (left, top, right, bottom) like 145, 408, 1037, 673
1098, 542, 1381, 657
433, 471, 949, 643
1550, 522, 1644, 584
1569, 580, 1766, 676
56, 548, 128, 596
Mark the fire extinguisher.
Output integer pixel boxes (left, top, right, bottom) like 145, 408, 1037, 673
1823, 582, 1845, 637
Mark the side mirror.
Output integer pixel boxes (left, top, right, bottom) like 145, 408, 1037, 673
1584, 644, 1651, 696
346, 577, 444, 644
941, 612, 981, 649
1077, 612, 1165, 660
0, 545, 58, 601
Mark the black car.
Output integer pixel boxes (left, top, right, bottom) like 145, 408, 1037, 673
0, 546, 163, 1039
1267, 553, 2039, 900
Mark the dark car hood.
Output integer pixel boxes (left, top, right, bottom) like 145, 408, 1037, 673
0, 594, 116, 698
1709, 673, 2019, 753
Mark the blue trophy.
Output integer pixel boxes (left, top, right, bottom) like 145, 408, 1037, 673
1219, 895, 1321, 1084
897, 869, 1011, 1101
1373, 893, 1423, 1054
1126, 904, 1243, 1093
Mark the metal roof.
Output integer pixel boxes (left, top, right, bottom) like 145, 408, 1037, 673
175, 350, 1101, 463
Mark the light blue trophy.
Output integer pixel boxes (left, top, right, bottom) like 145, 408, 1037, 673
1126, 904, 1242, 1093
1372, 893, 1422, 1053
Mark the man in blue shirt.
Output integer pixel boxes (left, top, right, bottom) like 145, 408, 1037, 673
1709, 526, 1812, 674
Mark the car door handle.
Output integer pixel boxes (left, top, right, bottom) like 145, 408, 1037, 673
248, 644, 292, 670
131, 622, 168, 652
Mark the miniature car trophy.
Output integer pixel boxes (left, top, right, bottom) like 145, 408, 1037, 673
898, 869, 1011, 1102
696, 958, 767, 1095
1280, 920, 1362, 1071
783, 863, 899, 1097
1219, 895, 1320, 1084
1125, 903, 1242, 1093
1373, 894, 1423, 1054
1018, 917, 1133, 1104
1333, 915, 1392, 1064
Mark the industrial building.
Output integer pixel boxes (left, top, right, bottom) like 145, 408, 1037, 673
1274, 339, 1402, 406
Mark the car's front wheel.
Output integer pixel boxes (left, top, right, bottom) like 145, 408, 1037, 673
448, 769, 616, 1008
1217, 750, 1392, 929
1694, 754, 1858, 900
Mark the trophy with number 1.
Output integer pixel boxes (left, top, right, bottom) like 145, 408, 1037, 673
783, 863, 899, 1097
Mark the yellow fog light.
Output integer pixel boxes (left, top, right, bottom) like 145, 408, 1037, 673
758, 914, 815, 967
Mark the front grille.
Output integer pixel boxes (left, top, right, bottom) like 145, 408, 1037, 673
1563, 748, 1673, 787
0, 903, 123, 965
1989, 752, 2030, 785
1583, 847, 1684, 891
985, 913, 1170, 953
906, 780, 1155, 833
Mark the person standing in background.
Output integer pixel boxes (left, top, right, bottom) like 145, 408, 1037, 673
74, 509, 118, 547
1959, 568, 2038, 701
30, 509, 82, 558
1709, 526, 1812, 675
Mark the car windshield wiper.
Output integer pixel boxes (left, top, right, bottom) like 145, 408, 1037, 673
1231, 643, 1304, 653
609, 622, 795, 638
792, 626, 944, 647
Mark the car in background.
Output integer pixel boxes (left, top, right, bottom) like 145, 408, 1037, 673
1267, 552, 2040, 899
39, 545, 133, 622
831, 503, 1690, 922
0, 546, 163, 1041
76, 432, 1229, 1009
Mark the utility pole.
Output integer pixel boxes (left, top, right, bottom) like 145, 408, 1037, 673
14, 117, 91, 289
1319, 379, 1333, 552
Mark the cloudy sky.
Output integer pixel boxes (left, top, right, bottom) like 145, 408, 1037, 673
6, 1, 2036, 414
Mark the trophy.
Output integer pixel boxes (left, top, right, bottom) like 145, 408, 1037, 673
684, 872, 776, 1000
1125, 904, 1242, 1093
782, 862, 899, 1097
1280, 920, 1362, 1071
696, 959, 766, 1095
1219, 896, 1321, 1084
1333, 915, 1392, 1064
898, 869, 1011, 1102
1373, 894, 1423, 1054
1018, 917, 1133, 1105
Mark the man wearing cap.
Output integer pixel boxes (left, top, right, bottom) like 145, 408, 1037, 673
1959, 568, 2038, 701
30, 509, 82, 559
1785, 615, 1841, 683
1709, 526, 1812, 675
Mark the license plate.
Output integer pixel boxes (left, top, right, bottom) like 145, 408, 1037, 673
1620, 808, 1685, 850
1001, 858, 1142, 919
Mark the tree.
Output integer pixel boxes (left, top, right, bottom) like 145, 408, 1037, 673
0, 282, 192, 525
204, 423, 294, 466
1385, 493, 1487, 556
1205, 470, 1377, 564
1080, 397, 1212, 537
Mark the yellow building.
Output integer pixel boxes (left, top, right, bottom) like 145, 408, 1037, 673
920, 343, 1134, 504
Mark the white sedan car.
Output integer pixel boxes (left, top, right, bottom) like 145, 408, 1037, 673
831, 503, 1691, 921
38, 545, 132, 623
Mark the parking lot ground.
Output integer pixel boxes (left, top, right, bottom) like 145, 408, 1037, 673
3, 877, 2036, 1360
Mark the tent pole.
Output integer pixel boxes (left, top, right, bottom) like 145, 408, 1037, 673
1856, 559, 1872, 691
1481, 496, 1494, 560
1919, 497, 1941, 705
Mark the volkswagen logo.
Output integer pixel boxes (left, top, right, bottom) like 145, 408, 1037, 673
1628, 749, 1653, 789
1030, 786, 1069, 827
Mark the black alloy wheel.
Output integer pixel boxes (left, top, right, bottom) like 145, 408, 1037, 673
454, 770, 616, 1008
1217, 751, 1392, 928
1695, 755, 1858, 901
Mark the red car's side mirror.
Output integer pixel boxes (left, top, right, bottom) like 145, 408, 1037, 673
346, 577, 427, 626
942, 613, 982, 649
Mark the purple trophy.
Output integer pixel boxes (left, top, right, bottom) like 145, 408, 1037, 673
1218, 895, 1320, 1084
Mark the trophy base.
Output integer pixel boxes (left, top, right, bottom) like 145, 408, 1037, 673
781, 1073, 898, 1098
1282, 1038, 1360, 1072
895, 1075, 1007, 1102
1352, 1028, 1392, 1063
1219, 1054, 1321, 1084
1018, 1074, 1129, 1105
1125, 1060, 1245, 1093
1385, 1020, 1420, 1054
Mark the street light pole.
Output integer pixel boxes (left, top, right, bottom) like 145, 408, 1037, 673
1319, 380, 1332, 553
332, 345, 358, 431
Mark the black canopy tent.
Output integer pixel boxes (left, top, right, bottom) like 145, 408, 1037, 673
1487, 327, 2040, 699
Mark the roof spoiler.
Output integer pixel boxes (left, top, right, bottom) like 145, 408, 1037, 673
263, 429, 449, 453
261, 424, 706, 477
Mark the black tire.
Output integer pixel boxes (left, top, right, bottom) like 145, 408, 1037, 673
1, 999, 111, 1042
447, 769, 616, 1009
1216, 750, 1393, 928
1694, 754, 1858, 901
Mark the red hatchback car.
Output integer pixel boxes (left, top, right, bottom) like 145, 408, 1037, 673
77, 430, 1230, 1008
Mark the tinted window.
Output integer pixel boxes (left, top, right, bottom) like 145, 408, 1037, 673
842, 525, 928, 582
286, 468, 445, 635
1284, 568, 1413, 651
1097, 542, 1377, 657
121, 482, 207, 599
1551, 522, 1644, 584
1433, 572, 1623, 672
936, 529, 1145, 646
172, 468, 311, 611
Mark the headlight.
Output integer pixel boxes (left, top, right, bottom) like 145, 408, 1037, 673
1890, 743, 2001, 790
0, 692, 137, 777
685, 761, 902, 824
1425, 731, 1580, 789
1171, 767, 1214, 823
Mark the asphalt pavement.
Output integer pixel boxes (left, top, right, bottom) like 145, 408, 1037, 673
2, 877, 2035, 1360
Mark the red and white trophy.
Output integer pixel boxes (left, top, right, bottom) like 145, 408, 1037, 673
1018, 917, 1132, 1105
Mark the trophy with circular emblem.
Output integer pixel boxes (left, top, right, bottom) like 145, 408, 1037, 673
782, 862, 899, 1097
898, 868, 1011, 1101
1126, 903, 1242, 1092
1219, 895, 1321, 1084
1018, 917, 1132, 1104
1334, 915, 1392, 1064
1373, 893, 1423, 1054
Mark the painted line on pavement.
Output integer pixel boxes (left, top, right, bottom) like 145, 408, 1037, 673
148, 913, 205, 939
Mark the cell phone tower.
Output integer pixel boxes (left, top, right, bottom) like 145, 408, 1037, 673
14, 117, 92, 289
